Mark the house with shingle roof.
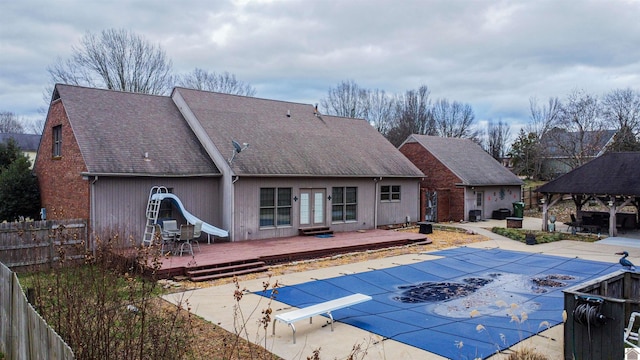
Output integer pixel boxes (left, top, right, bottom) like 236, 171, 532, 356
35, 84, 424, 242
399, 135, 523, 222
539, 128, 616, 178
0, 133, 41, 166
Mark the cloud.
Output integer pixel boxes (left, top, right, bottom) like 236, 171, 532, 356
2, 0, 640, 132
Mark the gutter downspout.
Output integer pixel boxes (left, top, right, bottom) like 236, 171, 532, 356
374, 177, 381, 228
231, 176, 239, 241
90, 175, 98, 254
418, 179, 423, 222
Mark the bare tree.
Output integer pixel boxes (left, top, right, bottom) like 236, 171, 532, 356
0, 112, 25, 133
386, 85, 434, 146
432, 99, 477, 138
486, 120, 511, 160
48, 28, 173, 95
402, 86, 434, 136
365, 89, 395, 136
25, 117, 46, 135
320, 80, 369, 118
523, 97, 562, 179
552, 90, 605, 169
601, 88, 640, 137
177, 68, 256, 96
527, 97, 561, 138
601, 88, 640, 151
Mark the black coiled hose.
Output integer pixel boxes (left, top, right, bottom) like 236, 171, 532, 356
573, 302, 606, 327
572, 298, 607, 358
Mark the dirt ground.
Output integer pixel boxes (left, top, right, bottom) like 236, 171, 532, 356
165, 227, 489, 359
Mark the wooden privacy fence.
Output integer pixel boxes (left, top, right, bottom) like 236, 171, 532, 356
0, 219, 87, 270
0, 261, 75, 359
522, 186, 541, 210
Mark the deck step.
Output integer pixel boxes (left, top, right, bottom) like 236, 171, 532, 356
299, 226, 333, 236
185, 259, 269, 281
189, 266, 269, 282
186, 260, 266, 277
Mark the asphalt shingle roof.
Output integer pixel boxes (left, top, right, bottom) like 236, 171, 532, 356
174, 88, 424, 177
536, 152, 640, 196
405, 135, 523, 186
54, 84, 218, 175
0, 133, 40, 151
541, 129, 616, 157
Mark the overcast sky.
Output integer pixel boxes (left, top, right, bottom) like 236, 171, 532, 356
2, 0, 640, 134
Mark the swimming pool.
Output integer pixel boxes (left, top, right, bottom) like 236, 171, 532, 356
258, 247, 618, 359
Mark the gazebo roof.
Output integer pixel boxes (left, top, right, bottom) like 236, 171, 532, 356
536, 152, 640, 196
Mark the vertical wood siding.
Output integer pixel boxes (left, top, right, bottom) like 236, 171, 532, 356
92, 177, 221, 242
232, 177, 420, 241
376, 179, 420, 225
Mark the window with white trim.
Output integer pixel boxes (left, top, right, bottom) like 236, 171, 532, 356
332, 186, 357, 222
380, 185, 401, 202
260, 188, 292, 227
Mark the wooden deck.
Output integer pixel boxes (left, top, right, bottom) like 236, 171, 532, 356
151, 229, 429, 280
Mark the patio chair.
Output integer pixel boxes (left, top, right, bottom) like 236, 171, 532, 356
565, 214, 581, 232
154, 224, 174, 255
163, 219, 179, 233
624, 312, 640, 348
177, 224, 195, 256
617, 217, 628, 234
192, 222, 202, 252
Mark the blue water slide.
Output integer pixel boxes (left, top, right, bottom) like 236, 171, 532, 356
151, 193, 229, 238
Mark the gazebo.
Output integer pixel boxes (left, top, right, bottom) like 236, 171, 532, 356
536, 152, 640, 237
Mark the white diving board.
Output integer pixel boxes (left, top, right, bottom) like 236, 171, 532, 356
272, 293, 372, 343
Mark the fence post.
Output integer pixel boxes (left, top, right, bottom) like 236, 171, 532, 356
49, 221, 54, 269
0, 263, 13, 357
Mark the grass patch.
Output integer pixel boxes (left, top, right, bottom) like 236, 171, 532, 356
491, 227, 599, 244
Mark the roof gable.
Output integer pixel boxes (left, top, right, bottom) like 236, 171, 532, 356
53, 84, 218, 175
403, 135, 523, 186
537, 152, 640, 196
173, 88, 424, 177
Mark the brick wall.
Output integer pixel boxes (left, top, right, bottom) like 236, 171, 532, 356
34, 100, 90, 220
399, 142, 465, 222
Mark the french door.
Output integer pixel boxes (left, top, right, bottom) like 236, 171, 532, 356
299, 189, 325, 227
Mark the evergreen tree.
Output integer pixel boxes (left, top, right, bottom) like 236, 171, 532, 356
0, 139, 41, 221
509, 129, 540, 179
607, 125, 640, 152
0, 138, 22, 168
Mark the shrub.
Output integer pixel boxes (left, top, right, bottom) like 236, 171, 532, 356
491, 227, 597, 243
19, 230, 194, 360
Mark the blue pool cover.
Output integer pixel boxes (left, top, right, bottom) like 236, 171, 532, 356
257, 247, 619, 359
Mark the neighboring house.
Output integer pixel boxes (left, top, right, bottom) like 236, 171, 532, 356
399, 135, 524, 223
540, 128, 616, 178
0, 133, 41, 167
34, 84, 424, 242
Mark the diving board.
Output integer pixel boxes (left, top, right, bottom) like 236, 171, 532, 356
272, 293, 372, 343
